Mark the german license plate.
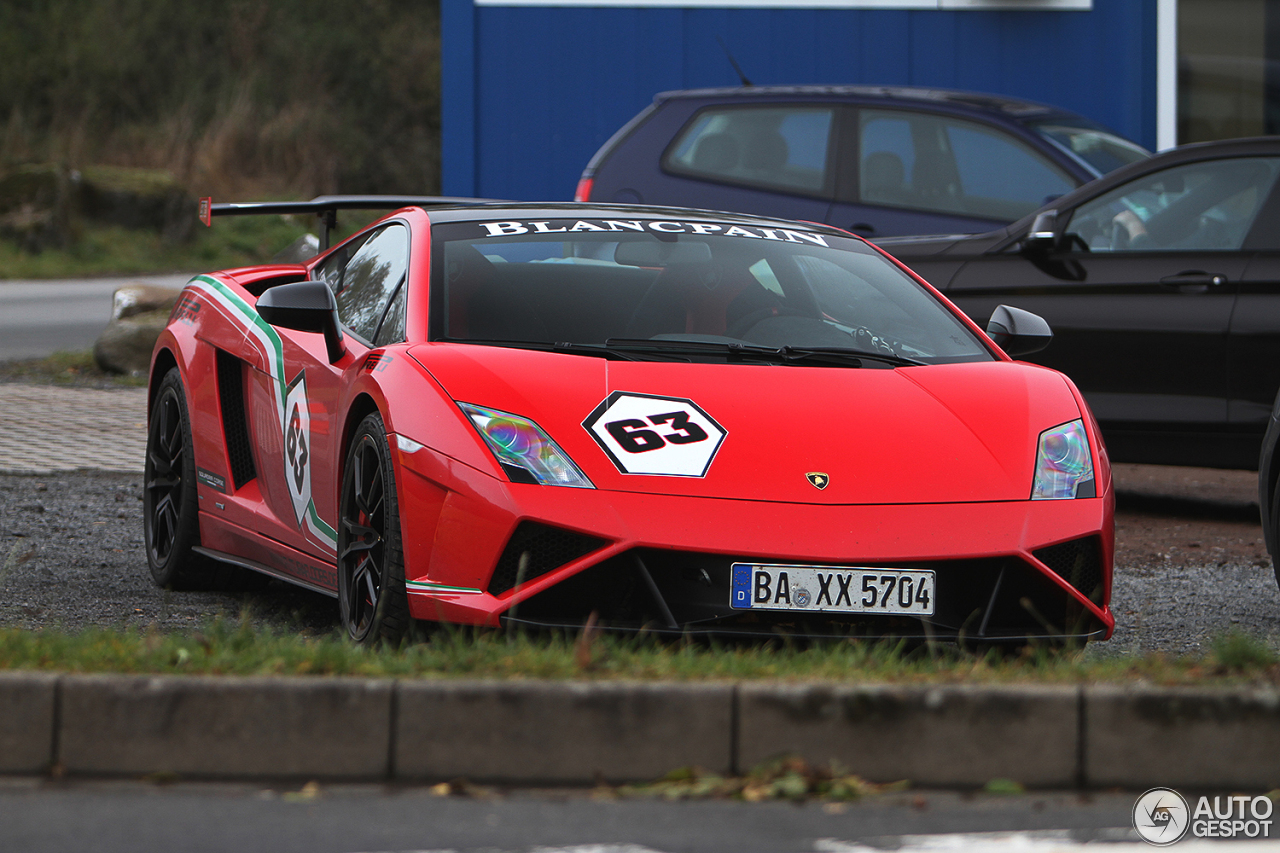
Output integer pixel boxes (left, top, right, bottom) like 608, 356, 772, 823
730, 563, 935, 615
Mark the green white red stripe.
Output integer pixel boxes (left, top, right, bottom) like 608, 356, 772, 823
186, 275, 338, 553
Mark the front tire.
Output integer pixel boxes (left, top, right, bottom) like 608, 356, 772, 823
338, 412, 410, 645
144, 367, 214, 589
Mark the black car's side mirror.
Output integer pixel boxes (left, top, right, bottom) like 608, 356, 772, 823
257, 280, 346, 364
1023, 209, 1059, 253
986, 304, 1053, 357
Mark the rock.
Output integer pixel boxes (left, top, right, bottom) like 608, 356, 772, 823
93, 282, 181, 374
93, 307, 173, 376
111, 284, 181, 321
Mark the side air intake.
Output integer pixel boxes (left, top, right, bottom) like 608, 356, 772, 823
487, 522, 607, 596
1033, 536, 1105, 605
216, 350, 257, 490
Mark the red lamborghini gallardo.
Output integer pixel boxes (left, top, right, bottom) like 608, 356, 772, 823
145, 198, 1114, 644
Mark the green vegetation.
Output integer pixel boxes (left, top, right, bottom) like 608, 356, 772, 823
1, 616, 1278, 685
0, 2, 441, 199
0, 215, 312, 279
0, 3, 442, 278
1210, 629, 1277, 670
0, 349, 144, 387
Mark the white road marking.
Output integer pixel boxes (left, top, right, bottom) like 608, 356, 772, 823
816, 830, 1280, 850
347, 847, 670, 853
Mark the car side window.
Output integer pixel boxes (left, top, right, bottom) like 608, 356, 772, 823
374, 280, 408, 346
312, 232, 373, 293
857, 110, 1074, 222
334, 223, 410, 343
1063, 157, 1280, 252
664, 106, 835, 196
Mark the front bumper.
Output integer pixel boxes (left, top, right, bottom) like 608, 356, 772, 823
396, 447, 1114, 641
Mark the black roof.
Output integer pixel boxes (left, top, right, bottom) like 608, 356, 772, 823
651, 85, 1083, 122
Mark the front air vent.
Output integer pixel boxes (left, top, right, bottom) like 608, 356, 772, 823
1034, 536, 1105, 605
216, 350, 257, 489
487, 522, 608, 596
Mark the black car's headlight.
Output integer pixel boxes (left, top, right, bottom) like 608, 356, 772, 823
1031, 419, 1096, 499
459, 403, 593, 488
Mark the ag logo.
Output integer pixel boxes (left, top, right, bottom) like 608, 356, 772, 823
283, 371, 312, 528
583, 392, 726, 477
1133, 787, 1190, 846
806, 472, 829, 490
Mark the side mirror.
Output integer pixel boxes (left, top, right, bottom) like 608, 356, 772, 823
257, 280, 346, 364
986, 304, 1053, 357
1023, 209, 1059, 252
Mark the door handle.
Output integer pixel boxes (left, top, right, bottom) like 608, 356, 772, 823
849, 223, 876, 237
1159, 271, 1228, 289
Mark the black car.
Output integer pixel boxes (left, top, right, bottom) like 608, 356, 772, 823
878, 137, 1280, 472
575, 85, 1149, 239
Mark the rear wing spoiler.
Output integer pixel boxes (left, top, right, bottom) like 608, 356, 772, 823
198, 195, 500, 250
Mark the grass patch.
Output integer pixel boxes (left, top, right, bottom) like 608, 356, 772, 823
1211, 629, 1276, 670
2, 617, 1279, 685
0, 349, 145, 386
0, 211, 387, 279
0, 216, 311, 279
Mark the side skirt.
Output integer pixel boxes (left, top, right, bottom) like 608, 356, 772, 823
193, 546, 339, 599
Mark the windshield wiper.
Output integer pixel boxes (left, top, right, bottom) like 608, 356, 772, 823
445, 338, 693, 362
780, 346, 924, 367
604, 338, 924, 367
604, 338, 779, 362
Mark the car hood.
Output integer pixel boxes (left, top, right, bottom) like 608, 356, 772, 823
410, 344, 1083, 505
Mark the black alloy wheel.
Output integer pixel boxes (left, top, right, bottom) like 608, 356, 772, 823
144, 367, 214, 589
338, 412, 410, 644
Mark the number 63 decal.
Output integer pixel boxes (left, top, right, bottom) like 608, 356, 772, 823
605, 410, 709, 453
584, 392, 726, 477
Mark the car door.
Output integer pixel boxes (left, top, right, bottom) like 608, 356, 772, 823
1226, 187, 1280, 453
827, 107, 1079, 240
944, 155, 1280, 468
247, 221, 412, 562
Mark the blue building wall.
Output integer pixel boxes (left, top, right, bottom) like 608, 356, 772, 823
443, 0, 1158, 200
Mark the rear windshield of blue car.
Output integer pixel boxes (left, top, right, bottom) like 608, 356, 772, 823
428, 217, 994, 365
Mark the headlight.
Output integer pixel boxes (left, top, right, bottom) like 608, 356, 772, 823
1031, 419, 1095, 499
458, 403, 593, 488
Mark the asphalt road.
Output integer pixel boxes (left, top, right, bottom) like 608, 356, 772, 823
0, 779, 1146, 853
0, 274, 191, 361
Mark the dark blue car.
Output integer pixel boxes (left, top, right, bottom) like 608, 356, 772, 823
576, 86, 1149, 239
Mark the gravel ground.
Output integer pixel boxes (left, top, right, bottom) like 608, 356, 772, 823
0, 471, 337, 635
1, 466, 1277, 653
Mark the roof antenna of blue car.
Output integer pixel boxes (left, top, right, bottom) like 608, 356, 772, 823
716, 36, 753, 88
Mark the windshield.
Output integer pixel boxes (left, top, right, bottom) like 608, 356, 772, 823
430, 217, 992, 365
1031, 123, 1151, 177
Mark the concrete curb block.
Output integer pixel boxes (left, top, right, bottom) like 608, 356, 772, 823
0, 672, 57, 774
3, 673, 1280, 787
739, 683, 1080, 788
59, 674, 394, 779
1086, 685, 1280, 789
396, 680, 734, 784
